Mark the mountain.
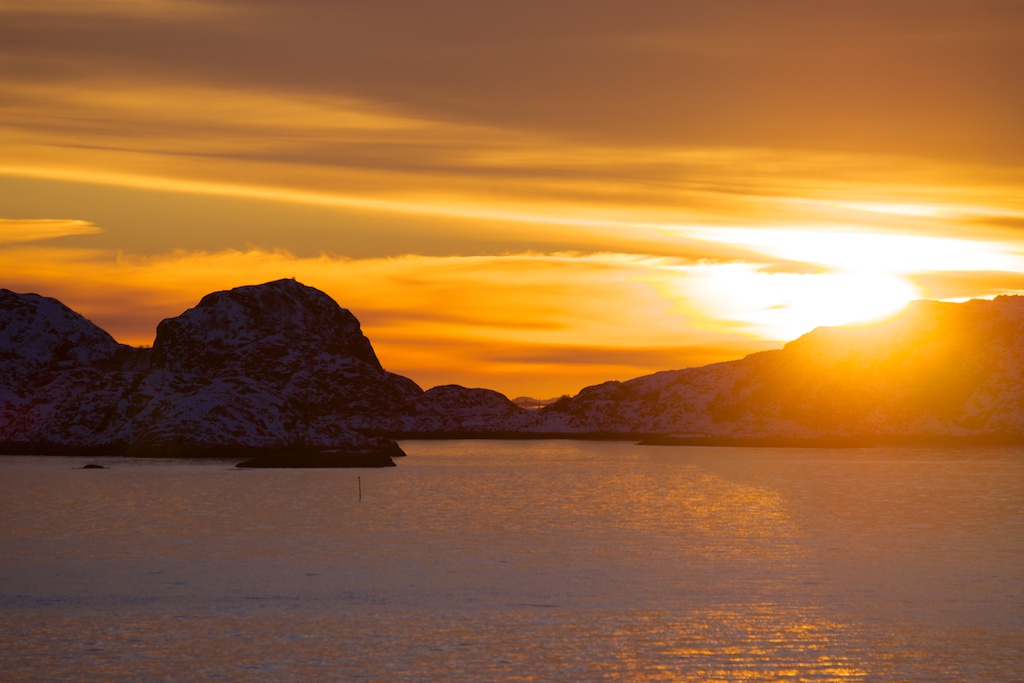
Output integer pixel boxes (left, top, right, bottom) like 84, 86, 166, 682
136, 280, 420, 456
533, 296, 1024, 443
0, 280, 414, 461
0, 289, 144, 453
387, 384, 536, 435
3, 280, 1024, 455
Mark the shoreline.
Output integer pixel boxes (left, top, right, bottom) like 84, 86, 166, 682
393, 431, 1024, 448
6, 431, 1024, 458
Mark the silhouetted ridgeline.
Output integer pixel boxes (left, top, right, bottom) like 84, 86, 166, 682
0, 281, 413, 462
548, 296, 1024, 443
3, 280, 1024, 460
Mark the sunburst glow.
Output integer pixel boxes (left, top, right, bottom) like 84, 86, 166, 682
682, 227, 1024, 274
839, 202, 947, 218
662, 264, 922, 340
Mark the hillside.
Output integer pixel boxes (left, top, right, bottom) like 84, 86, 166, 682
0, 281, 411, 460
533, 297, 1024, 443
3, 281, 1024, 453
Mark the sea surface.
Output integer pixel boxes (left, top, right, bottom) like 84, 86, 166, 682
1, 440, 1022, 682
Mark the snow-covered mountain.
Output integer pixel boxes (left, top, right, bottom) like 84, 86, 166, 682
387, 384, 537, 435
0, 280, 413, 459
532, 296, 1024, 442
3, 280, 1024, 455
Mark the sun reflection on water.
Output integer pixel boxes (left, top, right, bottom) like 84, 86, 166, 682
1, 443, 1021, 681
632, 604, 869, 681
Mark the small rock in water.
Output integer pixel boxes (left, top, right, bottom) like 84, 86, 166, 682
81, 463, 106, 469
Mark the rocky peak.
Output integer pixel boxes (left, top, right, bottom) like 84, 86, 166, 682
0, 289, 121, 367
151, 279, 382, 377
0, 280, 416, 459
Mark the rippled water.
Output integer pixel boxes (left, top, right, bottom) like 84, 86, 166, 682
1, 441, 1021, 681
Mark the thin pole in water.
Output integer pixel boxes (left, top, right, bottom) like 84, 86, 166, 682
358, 476, 362, 502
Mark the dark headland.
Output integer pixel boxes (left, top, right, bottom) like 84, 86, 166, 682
3, 280, 1024, 465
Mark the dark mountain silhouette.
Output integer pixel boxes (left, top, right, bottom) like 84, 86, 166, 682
0, 280, 412, 461
533, 296, 1024, 444
3, 280, 1024, 457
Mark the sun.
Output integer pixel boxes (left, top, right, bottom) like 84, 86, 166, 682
683, 226, 1024, 275
663, 225, 1024, 341
673, 264, 922, 341
730, 269, 922, 341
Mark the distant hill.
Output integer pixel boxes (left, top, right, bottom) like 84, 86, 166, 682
531, 297, 1024, 444
511, 396, 561, 409
3, 280, 1024, 456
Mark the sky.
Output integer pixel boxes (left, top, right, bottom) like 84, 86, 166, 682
2, 0, 1024, 397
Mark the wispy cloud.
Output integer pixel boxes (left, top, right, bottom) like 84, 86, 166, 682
4, 0, 1022, 161
4, 75, 1023, 255
0, 0, 225, 17
678, 227, 1024, 275
0, 218, 103, 244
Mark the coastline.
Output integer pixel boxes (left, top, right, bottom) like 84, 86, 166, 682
7, 431, 1024, 458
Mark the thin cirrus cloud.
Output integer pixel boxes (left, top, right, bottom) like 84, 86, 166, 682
3, 0, 1021, 160
4, 77, 1023, 260
0, 0, 219, 16
0, 218, 103, 244
2, 0, 1023, 247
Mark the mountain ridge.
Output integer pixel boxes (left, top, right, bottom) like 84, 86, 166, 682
0, 280, 411, 460
3, 280, 1024, 457
533, 296, 1024, 442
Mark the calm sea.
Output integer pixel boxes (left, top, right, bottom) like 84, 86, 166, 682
1, 441, 1021, 682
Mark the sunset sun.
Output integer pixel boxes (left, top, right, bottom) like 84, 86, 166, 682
662, 261, 921, 341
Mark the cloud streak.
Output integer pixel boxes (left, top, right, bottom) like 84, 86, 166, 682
4, 74, 1023, 264
4, 0, 1022, 162
0, 218, 103, 244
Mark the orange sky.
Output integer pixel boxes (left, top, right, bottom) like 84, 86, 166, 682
2, 0, 1024, 397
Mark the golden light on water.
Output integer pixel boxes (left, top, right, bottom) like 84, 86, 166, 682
638, 606, 868, 682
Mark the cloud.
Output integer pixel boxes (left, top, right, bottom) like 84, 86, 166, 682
2, 0, 1022, 163
912, 271, 1024, 300
480, 343, 768, 369
976, 216, 1024, 232
677, 227, 1024, 275
0, 218, 103, 244
4, 74, 1023, 265
0, 0, 224, 17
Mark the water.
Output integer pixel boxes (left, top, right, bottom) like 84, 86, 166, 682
1, 441, 1021, 681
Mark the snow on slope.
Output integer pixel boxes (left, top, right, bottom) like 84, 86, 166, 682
0, 280, 413, 456
4, 281, 1024, 452
539, 296, 1024, 440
